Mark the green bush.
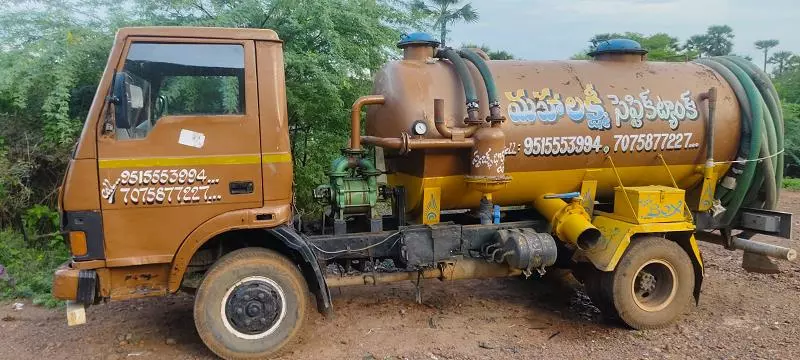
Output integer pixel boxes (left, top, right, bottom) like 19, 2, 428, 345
0, 227, 69, 307
782, 177, 800, 191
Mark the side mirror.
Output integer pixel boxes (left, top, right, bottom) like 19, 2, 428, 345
155, 95, 167, 120
111, 72, 130, 129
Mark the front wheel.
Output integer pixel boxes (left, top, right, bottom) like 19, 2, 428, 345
194, 248, 309, 360
586, 237, 695, 329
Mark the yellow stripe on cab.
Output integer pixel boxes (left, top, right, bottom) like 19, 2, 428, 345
98, 153, 291, 169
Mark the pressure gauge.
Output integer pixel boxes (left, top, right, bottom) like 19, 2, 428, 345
412, 120, 428, 135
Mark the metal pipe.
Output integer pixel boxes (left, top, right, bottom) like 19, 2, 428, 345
361, 134, 474, 153
731, 237, 797, 261
434, 98, 451, 138
699, 87, 717, 162
433, 98, 478, 139
325, 259, 522, 287
696, 231, 798, 261
350, 95, 385, 151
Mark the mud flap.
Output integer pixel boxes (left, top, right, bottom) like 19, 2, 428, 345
670, 233, 704, 305
267, 226, 333, 316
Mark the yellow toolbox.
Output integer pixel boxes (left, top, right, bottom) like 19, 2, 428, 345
613, 185, 686, 223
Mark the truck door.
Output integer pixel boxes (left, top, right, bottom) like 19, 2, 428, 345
97, 39, 262, 266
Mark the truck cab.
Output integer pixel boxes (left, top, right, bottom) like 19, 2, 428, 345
53, 28, 316, 354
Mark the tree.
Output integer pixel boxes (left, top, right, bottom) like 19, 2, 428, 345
569, 51, 592, 60
781, 103, 800, 176
685, 25, 734, 57
137, 0, 415, 209
0, 0, 419, 218
461, 43, 514, 60
755, 39, 780, 72
683, 35, 706, 58
788, 55, 800, 73
770, 50, 794, 76
410, 0, 478, 47
775, 68, 800, 103
0, 0, 121, 226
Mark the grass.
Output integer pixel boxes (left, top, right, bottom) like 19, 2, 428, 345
783, 177, 800, 191
0, 229, 69, 307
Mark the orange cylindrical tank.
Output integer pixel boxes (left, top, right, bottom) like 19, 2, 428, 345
366, 53, 740, 213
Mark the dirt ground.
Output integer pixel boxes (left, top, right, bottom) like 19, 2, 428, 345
3, 194, 800, 360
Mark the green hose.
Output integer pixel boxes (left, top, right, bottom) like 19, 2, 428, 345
458, 49, 500, 117
724, 56, 784, 198
694, 59, 753, 201
436, 48, 480, 121
724, 57, 781, 210
708, 57, 763, 225
694, 56, 783, 227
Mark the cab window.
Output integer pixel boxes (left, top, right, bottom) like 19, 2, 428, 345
116, 43, 245, 140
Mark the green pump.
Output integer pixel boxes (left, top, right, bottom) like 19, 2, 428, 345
314, 150, 382, 234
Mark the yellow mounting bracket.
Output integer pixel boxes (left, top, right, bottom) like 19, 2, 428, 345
698, 160, 718, 212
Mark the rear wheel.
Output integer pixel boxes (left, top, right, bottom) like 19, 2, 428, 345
585, 237, 694, 329
194, 248, 308, 360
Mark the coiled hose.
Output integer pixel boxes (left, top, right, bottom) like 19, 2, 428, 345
694, 56, 784, 226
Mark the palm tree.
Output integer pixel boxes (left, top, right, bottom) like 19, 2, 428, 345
411, 0, 479, 47
684, 25, 735, 58
755, 39, 780, 72
769, 50, 794, 76
704, 25, 735, 56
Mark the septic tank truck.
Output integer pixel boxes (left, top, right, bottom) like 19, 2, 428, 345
52, 27, 795, 359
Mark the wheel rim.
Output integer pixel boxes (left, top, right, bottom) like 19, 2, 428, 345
220, 276, 287, 339
631, 259, 677, 312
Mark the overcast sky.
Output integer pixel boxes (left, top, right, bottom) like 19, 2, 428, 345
447, 0, 798, 67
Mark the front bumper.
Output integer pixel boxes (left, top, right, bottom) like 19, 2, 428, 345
52, 263, 97, 305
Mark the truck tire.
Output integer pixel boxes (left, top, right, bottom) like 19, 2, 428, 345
587, 237, 695, 329
194, 248, 308, 360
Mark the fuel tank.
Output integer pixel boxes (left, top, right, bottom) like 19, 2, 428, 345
365, 47, 740, 213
